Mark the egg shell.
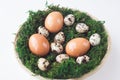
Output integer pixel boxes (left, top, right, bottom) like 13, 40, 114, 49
45, 11, 64, 33
65, 38, 90, 58
29, 34, 50, 56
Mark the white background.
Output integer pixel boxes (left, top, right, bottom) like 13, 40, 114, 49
0, 0, 120, 80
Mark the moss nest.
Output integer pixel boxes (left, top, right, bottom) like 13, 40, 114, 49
15, 5, 108, 79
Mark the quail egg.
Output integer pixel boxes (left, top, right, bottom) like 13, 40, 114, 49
37, 58, 49, 71
51, 42, 63, 54
38, 26, 49, 37
75, 23, 89, 33
54, 32, 65, 44
56, 54, 69, 63
89, 33, 101, 46
64, 14, 75, 26
76, 55, 90, 64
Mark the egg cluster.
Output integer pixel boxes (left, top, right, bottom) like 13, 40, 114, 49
28, 11, 101, 71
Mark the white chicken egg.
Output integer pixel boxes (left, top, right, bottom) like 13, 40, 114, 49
75, 23, 89, 33
37, 58, 49, 71
38, 26, 49, 37
54, 32, 65, 44
51, 42, 63, 54
64, 14, 75, 26
56, 54, 69, 63
76, 55, 90, 64
89, 33, 101, 46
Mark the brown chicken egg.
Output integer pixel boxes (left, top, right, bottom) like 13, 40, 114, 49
65, 38, 90, 58
45, 11, 64, 33
29, 34, 50, 56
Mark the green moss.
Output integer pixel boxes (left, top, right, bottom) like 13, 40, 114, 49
15, 5, 108, 79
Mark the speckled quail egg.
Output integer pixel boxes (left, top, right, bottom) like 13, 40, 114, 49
54, 32, 65, 44
75, 23, 89, 33
51, 42, 63, 54
37, 58, 49, 71
76, 55, 90, 64
89, 33, 101, 46
64, 14, 75, 26
56, 54, 69, 63
38, 26, 49, 37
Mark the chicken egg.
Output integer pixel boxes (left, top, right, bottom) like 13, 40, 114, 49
29, 34, 50, 56
65, 38, 90, 58
45, 11, 64, 33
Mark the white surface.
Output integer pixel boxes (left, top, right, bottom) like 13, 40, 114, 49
0, 0, 120, 80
